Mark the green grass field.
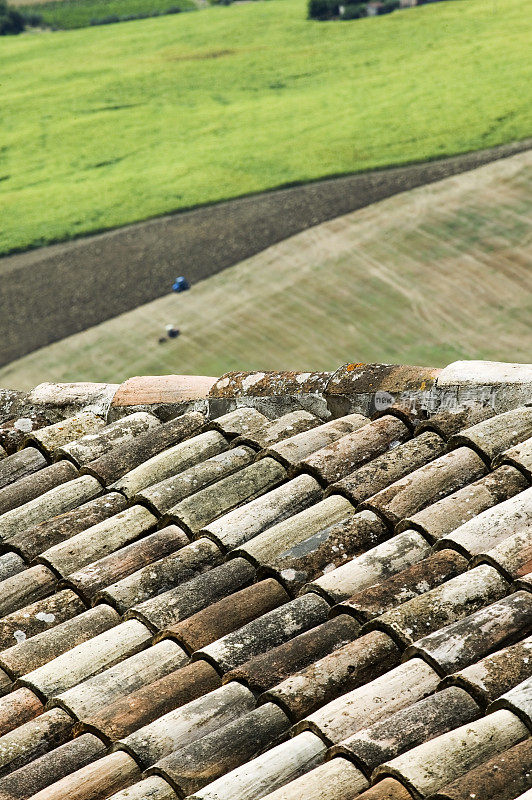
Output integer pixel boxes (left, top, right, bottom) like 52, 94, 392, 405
1, 0, 531, 256
18, 0, 194, 31
2, 151, 530, 389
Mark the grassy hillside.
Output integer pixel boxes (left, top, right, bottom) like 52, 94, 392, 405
1, 0, 531, 255
2, 151, 530, 389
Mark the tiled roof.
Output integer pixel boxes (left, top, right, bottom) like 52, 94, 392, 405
0, 359, 530, 800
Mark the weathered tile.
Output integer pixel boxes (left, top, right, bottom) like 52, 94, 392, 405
264, 510, 388, 595
39, 504, 158, 577
20, 618, 152, 698
201, 474, 322, 552
117, 682, 256, 768
374, 709, 529, 798
224, 613, 360, 694
361, 447, 487, 525
110, 430, 229, 498
264, 414, 368, 470
26, 750, 140, 800
64, 525, 189, 601
432, 737, 532, 800
0, 552, 25, 582
261, 630, 400, 722
327, 432, 446, 505
195, 593, 329, 674
55, 639, 188, 723
208, 407, 270, 438
151, 703, 290, 796
335, 549, 468, 623
7, 491, 127, 562
0, 461, 78, 516
301, 415, 410, 485
0, 565, 57, 618
79, 660, 220, 742
348, 778, 414, 800
236, 495, 355, 569
165, 458, 287, 533
233, 411, 320, 450
25, 412, 105, 456
55, 412, 160, 466
398, 465, 528, 540
416, 405, 495, 440
366, 564, 509, 647
0, 589, 85, 651
0, 687, 42, 737
488, 675, 532, 729
448, 405, 532, 462
253, 757, 368, 800
472, 525, 532, 580
306, 530, 431, 603
159, 578, 289, 653
332, 686, 480, 776
97, 537, 223, 615
82, 412, 206, 485
436, 486, 532, 557
0, 707, 74, 776
130, 557, 256, 632
105, 776, 177, 800
0, 604, 119, 679
0, 734, 105, 800
185, 731, 326, 800
0, 447, 47, 492
291, 658, 439, 744
441, 635, 532, 707
0, 475, 103, 545
494, 435, 532, 478
136, 446, 255, 515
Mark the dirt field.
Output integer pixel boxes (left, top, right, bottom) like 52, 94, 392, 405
0, 139, 530, 369
2, 148, 530, 390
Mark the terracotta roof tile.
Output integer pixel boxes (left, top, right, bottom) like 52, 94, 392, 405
223, 613, 359, 694
261, 630, 400, 723
55, 411, 160, 466
494, 434, 532, 478
374, 709, 529, 798
0, 733, 106, 800
233, 410, 320, 450
0, 460, 78, 516
441, 635, 532, 707
159, 577, 289, 654
332, 686, 480, 776
136, 445, 256, 515
55, 639, 188, 724
436, 485, 532, 558
333, 549, 468, 623
260, 509, 388, 595
397, 464, 528, 540
448, 405, 532, 462
264, 414, 368, 471
431, 737, 532, 800
236, 494, 355, 570
361, 447, 487, 525
0, 366, 529, 800
365, 564, 509, 648
327, 431, 446, 505
0, 447, 47, 492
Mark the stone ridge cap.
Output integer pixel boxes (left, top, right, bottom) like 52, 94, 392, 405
0, 360, 530, 427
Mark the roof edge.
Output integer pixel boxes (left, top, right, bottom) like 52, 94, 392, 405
1, 360, 530, 427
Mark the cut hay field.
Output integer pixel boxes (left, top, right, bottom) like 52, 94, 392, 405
1, 0, 531, 255
2, 151, 530, 389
